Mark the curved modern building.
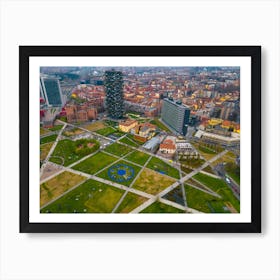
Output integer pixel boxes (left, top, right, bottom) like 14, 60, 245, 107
40, 75, 63, 107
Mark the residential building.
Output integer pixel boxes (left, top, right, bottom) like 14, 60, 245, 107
65, 104, 97, 123
119, 119, 138, 133
104, 70, 124, 119
159, 138, 176, 154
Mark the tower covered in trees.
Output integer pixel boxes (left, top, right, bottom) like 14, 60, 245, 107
104, 70, 124, 119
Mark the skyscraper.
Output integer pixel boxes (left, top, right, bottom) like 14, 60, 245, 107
40, 75, 63, 107
161, 98, 190, 135
104, 70, 124, 119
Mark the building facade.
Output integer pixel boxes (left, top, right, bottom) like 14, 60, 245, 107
40, 75, 63, 107
104, 70, 124, 119
119, 119, 138, 133
65, 104, 98, 123
161, 98, 190, 135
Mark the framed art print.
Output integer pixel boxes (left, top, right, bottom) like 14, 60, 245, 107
19, 46, 261, 233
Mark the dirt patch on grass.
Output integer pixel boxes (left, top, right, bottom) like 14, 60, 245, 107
83, 122, 106, 131
40, 171, 85, 207
132, 168, 175, 195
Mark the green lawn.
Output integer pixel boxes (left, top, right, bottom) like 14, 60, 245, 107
140, 201, 184, 213
146, 157, 180, 179
49, 139, 100, 166
104, 142, 133, 157
40, 134, 57, 145
96, 126, 116, 136
225, 162, 240, 185
124, 150, 150, 166
194, 173, 240, 212
48, 125, 63, 131
72, 152, 118, 175
162, 186, 185, 206
104, 120, 118, 127
96, 160, 142, 186
40, 127, 50, 135
119, 136, 139, 147
184, 184, 229, 213
203, 165, 216, 174
179, 158, 205, 169
115, 192, 148, 213
198, 145, 217, 154
41, 179, 124, 213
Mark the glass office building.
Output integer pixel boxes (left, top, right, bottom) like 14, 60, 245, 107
40, 76, 63, 106
161, 98, 190, 135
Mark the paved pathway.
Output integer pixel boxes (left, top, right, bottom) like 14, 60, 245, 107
40, 123, 67, 177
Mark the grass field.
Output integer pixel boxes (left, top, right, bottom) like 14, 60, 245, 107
62, 127, 84, 137
49, 139, 100, 166
203, 165, 216, 174
96, 126, 116, 136
41, 179, 124, 213
83, 121, 106, 131
48, 125, 63, 132
104, 120, 118, 127
96, 160, 142, 186
72, 152, 118, 175
179, 158, 205, 169
192, 143, 217, 160
146, 157, 180, 179
124, 150, 150, 166
150, 118, 171, 132
115, 192, 148, 213
193, 173, 240, 212
40, 134, 57, 145
132, 168, 175, 195
119, 136, 139, 147
40, 171, 85, 207
40, 127, 50, 135
225, 162, 240, 185
40, 142, 54, 161
140, 201, 184, 213
162, 186, 185, 206
104, 142, 133, 157
211, 151, 236, 166
180, 165, 194, 174
184, 184, 229, 213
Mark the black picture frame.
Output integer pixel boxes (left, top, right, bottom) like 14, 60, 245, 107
20, 46, 261, 233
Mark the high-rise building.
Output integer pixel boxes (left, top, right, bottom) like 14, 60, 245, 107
104, 70, 124, 119
40, 75, 63, 107
161, 98, 190, 135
